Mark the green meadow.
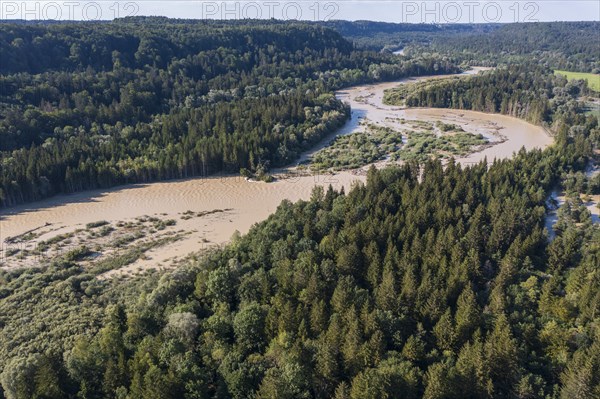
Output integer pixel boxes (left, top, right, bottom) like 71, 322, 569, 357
555, 70, 600, 92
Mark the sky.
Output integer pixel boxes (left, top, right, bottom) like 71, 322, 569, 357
0, 1, 599, 23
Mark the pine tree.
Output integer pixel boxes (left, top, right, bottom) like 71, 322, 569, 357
485, 314, 520, 395
454, 286, 481, 346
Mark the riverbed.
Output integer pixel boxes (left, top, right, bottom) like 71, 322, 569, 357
0, 69, 555, 274
324, 67, 552, 168
545, 161, 600, 240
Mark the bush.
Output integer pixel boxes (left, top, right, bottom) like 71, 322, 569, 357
86, 221, 109, 229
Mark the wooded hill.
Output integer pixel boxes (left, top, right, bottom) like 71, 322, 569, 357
0, 59, 598, 399
0, 18, 457, 207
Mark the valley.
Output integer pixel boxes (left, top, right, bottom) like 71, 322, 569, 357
0, 19, 599, 399
0, 69, 555, 275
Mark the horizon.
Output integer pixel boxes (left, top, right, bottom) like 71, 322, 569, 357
2, 17, 600, 24
0, 1, 598, 23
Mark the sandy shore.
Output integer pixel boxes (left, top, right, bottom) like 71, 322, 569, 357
323, 67, 552, 168
0, 68, 555, 274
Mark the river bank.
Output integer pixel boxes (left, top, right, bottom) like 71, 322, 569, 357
0, 69, 555, 275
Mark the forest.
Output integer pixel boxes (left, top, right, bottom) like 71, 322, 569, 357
0, 18, 599, 399
0, 18, 457, 207
316, 21, 485, 52
3, 19, 598, 207
383, 66, 596, 125
426, 22, 600, 73
1, 131, 598, 399
315, 21, 600, 73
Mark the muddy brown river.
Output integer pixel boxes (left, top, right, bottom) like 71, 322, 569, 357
0, 69, 554, 274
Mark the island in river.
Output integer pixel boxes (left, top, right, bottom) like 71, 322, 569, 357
0, 69, 555, 276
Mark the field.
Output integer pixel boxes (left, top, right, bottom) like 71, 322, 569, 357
554, 70, 600, 92
583, 101, 600, 118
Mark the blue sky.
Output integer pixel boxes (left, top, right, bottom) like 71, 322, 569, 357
1, 1, 599, 22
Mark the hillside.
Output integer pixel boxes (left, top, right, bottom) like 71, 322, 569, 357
0, 19, 599, 399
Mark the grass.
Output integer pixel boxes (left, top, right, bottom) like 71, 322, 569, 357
383, 76, 465, 106
309, 120, 487, 170
396, 131, 486, 162
310, 124, 403, 171
90, 233, 187, 274
583, 103, 600, 119
554, 70, 600, 92
85, 220, 109, 229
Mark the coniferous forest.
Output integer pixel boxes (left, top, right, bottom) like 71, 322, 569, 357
0, 18, 599, 399
0, 18, 457, 207
317, 21, 600, 73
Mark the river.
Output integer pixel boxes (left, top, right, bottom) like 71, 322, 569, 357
0, 69, 555, 274
545, 161, 600, 240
